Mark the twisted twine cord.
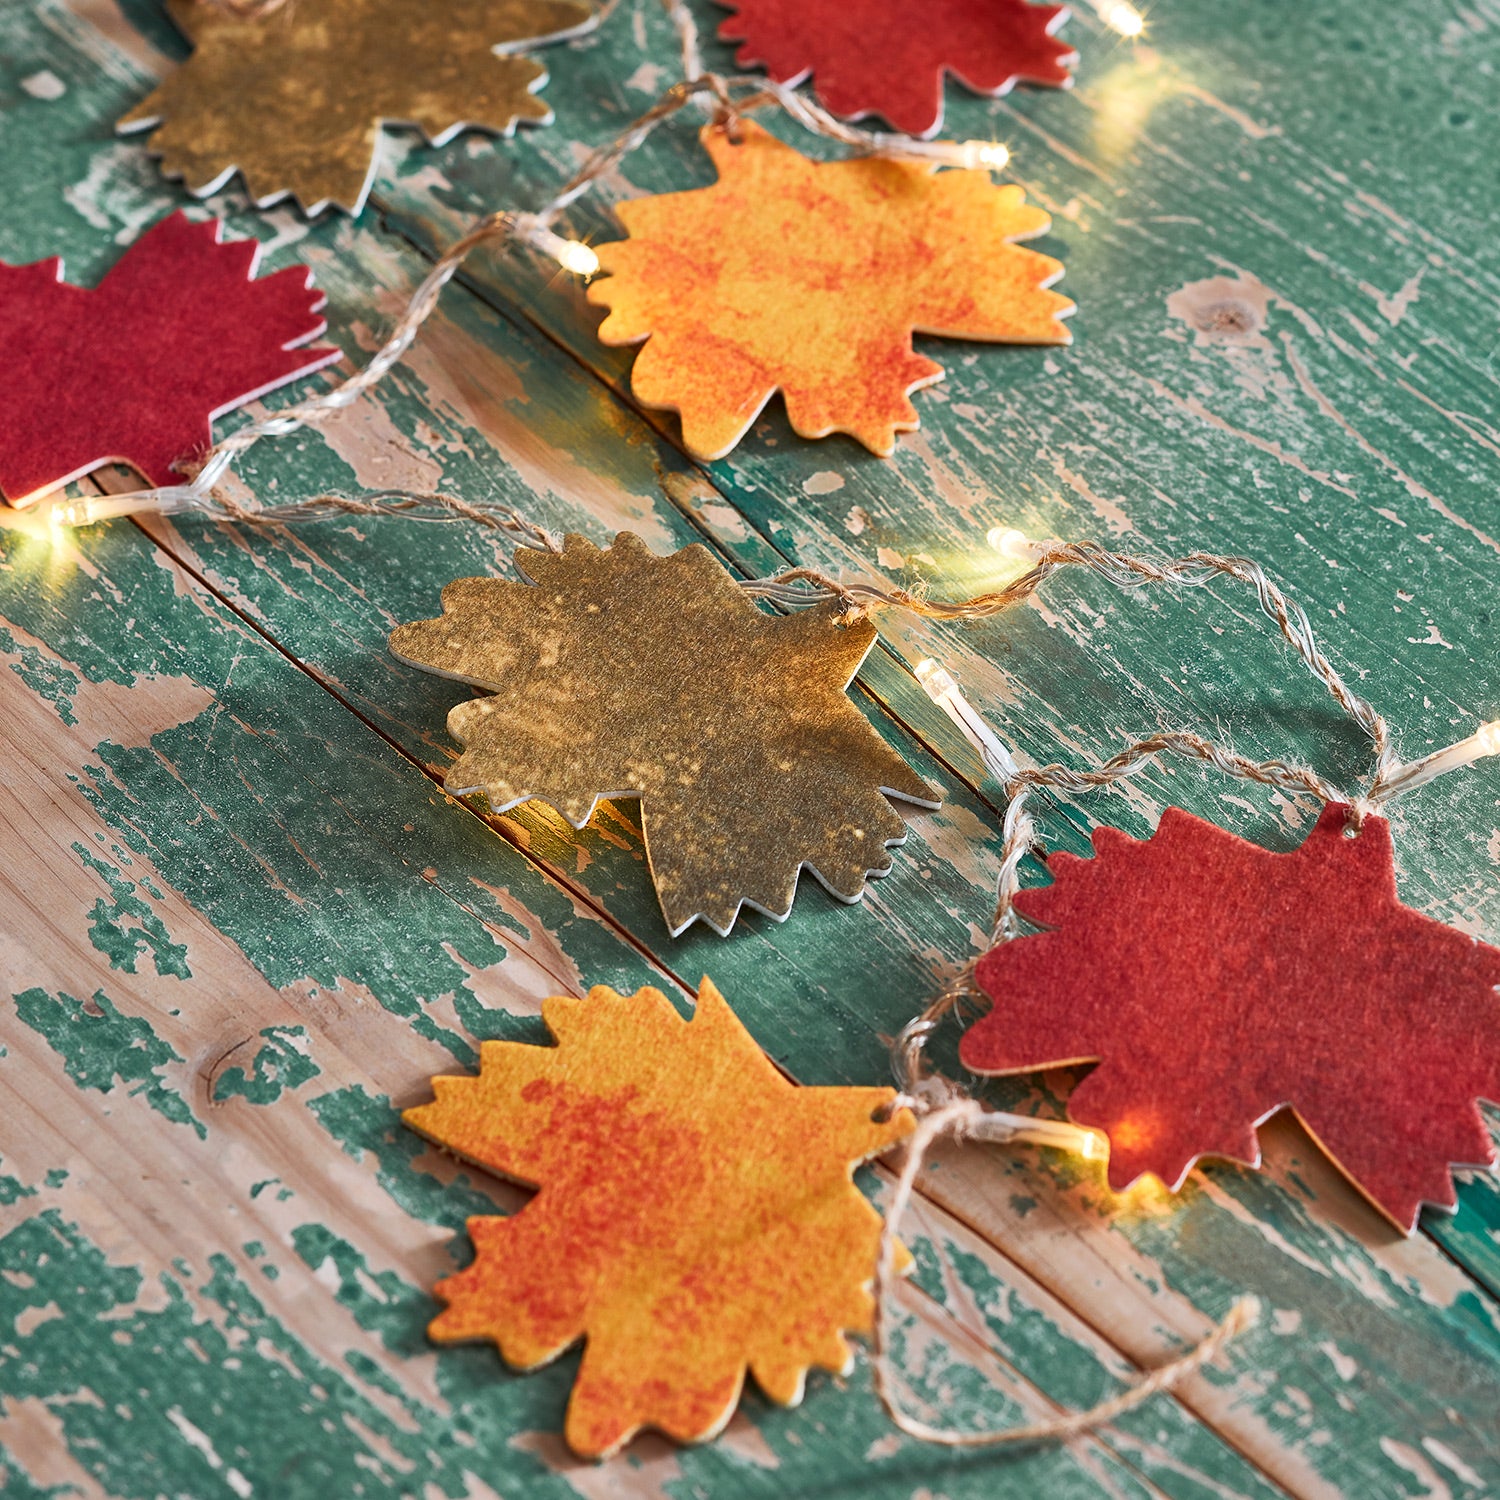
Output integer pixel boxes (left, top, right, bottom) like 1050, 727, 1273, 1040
868, 534, 1397, 1449
881, 533, 1393, 1095
95, 0, 1008, 529
748, 539, 1396, 787
187, 489, 562, 549
871, 1100, 1260, 1447
889, 784, 1039, 1095
866, 506, 1500, 1436
80, 210, 524, 525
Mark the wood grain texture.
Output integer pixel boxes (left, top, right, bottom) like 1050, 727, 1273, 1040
2, 1, 1498, 1496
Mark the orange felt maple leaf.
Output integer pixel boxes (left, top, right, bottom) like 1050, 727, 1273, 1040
405, 979, 914, 1457
962, 805, 1500, 1231
587, 121, 1073, 460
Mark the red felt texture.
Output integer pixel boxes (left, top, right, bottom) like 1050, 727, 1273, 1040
716, 0, 1075, 138
962, 804, 1500, 1231
0, 212, 339, 506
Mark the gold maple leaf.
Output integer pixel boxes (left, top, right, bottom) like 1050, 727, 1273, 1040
587, 120, 1074, 460
404, 978, 915, 1457
389, 532, 938, 936
118, 0, 594, 215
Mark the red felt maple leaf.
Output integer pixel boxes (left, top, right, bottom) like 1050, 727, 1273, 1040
0, 212, 339, 506
716, 0, 1076, 138
961, 804, 1500, 1230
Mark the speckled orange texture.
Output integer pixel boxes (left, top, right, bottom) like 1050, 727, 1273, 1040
587, 121, 1073, 460
404, 979, 914, 1458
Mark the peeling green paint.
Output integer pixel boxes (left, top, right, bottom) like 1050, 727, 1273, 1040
0, 625, 79, 726
212, 1026, 319, 1105
4, 0, 1500, 1494
0, 1158, 37, 1206
307, 1085, 503, 1234
11, 988, 203, 1139
0, 1444, 71, 1500
76, 843, 191, 979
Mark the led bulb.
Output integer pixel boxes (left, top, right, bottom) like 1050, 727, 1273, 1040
1368, 715, 1500, 801
555, 239, 600, 277
42, 491, 198, 528
50, 499, 93, 528
963, 141, 1011, 172
987, 525, 1046, 564
1099, 0, 1145, 35
45, 494, 157, 527
915, 658, 959, 701
914, 656, 1021, 783
965, 1109, 1108, 1159
1076, 1130, 1106, 1161
514, 217, 600, 278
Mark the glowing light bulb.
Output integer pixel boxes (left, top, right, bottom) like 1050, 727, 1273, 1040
52, 498, 94, 528
962, 141, 1011, 172
1098, 0, 1145, 36
915, 657, 959, 700
513, 217, 600, 278
1077, 1130, 1107, 1161
1372, 716, 1500, 801
554, 239, 600, 277
43, 494, 166, 528
986, 525, 1049, 565
965, 1109, 1107, 1159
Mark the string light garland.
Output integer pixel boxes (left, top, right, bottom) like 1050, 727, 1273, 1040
363, 495, 1498, 1220
850, 516, 1500, 1441
35, 0, 1022, 531
23, 0, 1490, 1455
867, 527, 1495, 1052
853, 529, 1499, 1317
871, 1102, 1259, 1449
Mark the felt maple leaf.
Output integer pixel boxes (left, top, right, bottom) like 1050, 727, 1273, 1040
405, 978, 914, 1457
717, 0, 1076, 138
0, 212, 339, 507
389, 532, 937, 935
117, 0, 595, 215
962, 804, 1500, 1231
586, 121, 1073, 461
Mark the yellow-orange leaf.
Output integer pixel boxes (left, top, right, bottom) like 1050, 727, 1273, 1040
405, 979, 914, 1457
587, 121, 1073, 460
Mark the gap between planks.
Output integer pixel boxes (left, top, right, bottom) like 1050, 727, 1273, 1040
56, 470, 1298, 1494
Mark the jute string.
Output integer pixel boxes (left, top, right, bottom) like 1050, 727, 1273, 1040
115, 2, 1487, 1447
93, 0, 1009, 529
870, 1101, 1260, 1447
176, 488, 562, 550
883, 524, 1420, 1100
745, 538, 1398, 793
850, 514, 1500, 1445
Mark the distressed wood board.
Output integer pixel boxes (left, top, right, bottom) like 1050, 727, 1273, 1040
1, 1, 1499, 1496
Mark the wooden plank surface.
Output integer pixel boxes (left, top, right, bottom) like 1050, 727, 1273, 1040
2, 1, 1499, 1497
